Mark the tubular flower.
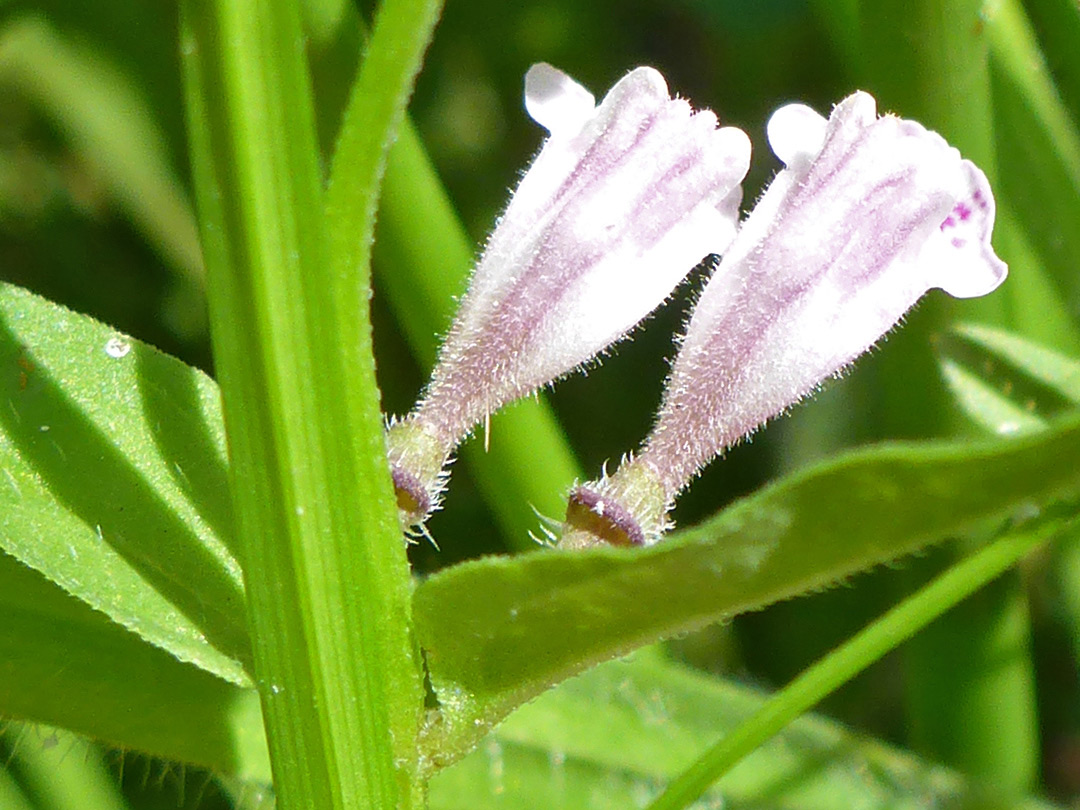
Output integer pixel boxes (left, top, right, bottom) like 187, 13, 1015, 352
388, 63, 752, 530
560, 91, 1008, 549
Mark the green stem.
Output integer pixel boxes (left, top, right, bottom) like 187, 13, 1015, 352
324, 0, 442, 282
322, 0, 443, 800
179, 0, 427, 805
644, 524, 1057, 810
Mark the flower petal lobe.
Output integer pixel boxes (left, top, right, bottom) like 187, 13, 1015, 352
767, 103, 827, 167
524, 63, 596, 136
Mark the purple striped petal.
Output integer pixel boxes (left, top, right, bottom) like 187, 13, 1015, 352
560, 91, 1007, 548
389, 65, 752, 529
414, 65, 752, 447
639, 91, 1006, 497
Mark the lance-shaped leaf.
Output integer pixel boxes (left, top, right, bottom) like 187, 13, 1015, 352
415, 415, 1080, 762
0, 281, 247, 685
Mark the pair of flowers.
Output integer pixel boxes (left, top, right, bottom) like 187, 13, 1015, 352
386, 63, 1007, 548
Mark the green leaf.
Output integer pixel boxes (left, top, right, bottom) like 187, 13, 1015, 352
938, 358, 1047, 436
987, 0, 1080, 200
414, 416, 1080, 760
429, 651, 1061, 810
0, 552, 269, 782
954, 323, 1080, 404
0, 281, 247, 685
937, 322, 1080, 435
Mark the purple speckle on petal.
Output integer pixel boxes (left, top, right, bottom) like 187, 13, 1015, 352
955, 201, 972, 221
940, 215, 956, 230
951, 237, 966, 249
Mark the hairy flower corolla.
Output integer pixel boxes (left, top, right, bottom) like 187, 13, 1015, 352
387, 64, 752, 530
560, 91, 1008, 549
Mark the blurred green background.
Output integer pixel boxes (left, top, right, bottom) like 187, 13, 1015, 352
3, 0, 1080, 806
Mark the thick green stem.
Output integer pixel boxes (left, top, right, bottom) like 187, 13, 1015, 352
178, 0, 426, 806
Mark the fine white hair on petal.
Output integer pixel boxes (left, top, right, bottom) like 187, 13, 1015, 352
766, 103, 828, 168
636, 88, 1008, 499
411, 63, 753, 449
524, 63, 596, 136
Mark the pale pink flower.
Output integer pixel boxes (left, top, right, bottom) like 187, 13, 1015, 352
388, 64, 752, 528
561, 91, 1007, 548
